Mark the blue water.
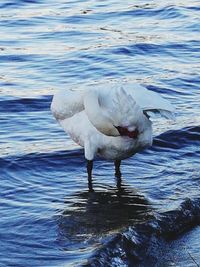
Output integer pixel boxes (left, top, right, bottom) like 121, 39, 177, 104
0, 0, 199, 266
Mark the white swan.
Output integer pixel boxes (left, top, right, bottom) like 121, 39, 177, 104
51, 82, 174, 190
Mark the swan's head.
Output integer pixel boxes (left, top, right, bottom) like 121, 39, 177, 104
114, 126, 139, 139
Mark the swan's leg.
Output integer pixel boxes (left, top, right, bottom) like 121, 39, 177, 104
115, 160, 122, 189
87, 160, 93, 191
115, 160, 121, 178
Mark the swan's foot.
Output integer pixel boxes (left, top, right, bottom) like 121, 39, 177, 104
87, 160, 93, 192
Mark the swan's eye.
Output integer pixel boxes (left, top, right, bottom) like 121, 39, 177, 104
115, 126, 139, 139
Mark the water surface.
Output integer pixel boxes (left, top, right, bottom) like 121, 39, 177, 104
0, 0, 199, 266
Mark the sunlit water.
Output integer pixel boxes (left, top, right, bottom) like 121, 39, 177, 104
0, 0, 199, 266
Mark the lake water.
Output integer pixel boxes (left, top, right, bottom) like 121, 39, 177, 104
0, 0, 199, 266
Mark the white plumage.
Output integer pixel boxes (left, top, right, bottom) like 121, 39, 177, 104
51, 82, 174, 188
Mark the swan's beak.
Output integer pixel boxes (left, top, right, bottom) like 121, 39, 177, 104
115, 126, 139, 139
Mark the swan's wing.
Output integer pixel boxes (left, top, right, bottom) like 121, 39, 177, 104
93, 83, 175, 135
51, 89, 84, 120
127, 84, 175, 120
107, 87, 144, 127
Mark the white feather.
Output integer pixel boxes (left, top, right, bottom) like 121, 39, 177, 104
51, 89, 84, 120
51, 82, 174, 161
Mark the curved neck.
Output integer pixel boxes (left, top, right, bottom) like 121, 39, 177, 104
84, 90, 119, 136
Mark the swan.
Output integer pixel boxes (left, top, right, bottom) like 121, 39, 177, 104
51, 82, 174, 190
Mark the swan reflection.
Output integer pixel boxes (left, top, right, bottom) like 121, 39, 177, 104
57, 182, 153, 246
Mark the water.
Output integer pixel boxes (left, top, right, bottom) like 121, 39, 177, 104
0, 0, 199, 266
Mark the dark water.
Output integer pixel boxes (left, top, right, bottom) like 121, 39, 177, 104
0, 0, 199, 266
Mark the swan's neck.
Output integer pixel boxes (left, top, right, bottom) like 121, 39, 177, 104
84, 90, 119, 136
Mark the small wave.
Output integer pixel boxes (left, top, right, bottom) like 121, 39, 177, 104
0, 0, 42, 9
0, 149, 84, 169
85, 198, 200, 267
111, 40, 196, 60
101, 5, 185, 20
155, 5, 187, 20
153, 126, 200, 150
0, 95, 51, 112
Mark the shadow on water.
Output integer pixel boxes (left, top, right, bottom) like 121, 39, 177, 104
56, 182, 153, 250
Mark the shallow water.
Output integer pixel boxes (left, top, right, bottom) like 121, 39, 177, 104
0, 0, 199, 266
